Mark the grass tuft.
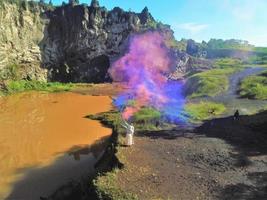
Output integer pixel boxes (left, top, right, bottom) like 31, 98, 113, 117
94, 169, 138, 200
185, 101, 226, 121
4, 80, 74, 94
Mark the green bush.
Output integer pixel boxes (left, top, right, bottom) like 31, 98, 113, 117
240, 74, 267, 100
133, 107, 161, 123
185, 101, 226, 121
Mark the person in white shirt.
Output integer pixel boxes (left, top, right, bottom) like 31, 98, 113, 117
121, 119, 135, 146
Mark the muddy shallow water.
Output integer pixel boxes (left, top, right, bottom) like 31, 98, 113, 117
0, 92, 112, 199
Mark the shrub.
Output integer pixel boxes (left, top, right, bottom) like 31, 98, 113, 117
133, 107, 161, 124
240, 74, 267, 100
185, 101, 226, 121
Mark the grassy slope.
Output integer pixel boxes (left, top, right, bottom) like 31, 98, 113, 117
239, 71, 267, 100
0, 80, 74, 96
213, 58, 243, 68
185, 101, 226, 121
186, 68, 238, 98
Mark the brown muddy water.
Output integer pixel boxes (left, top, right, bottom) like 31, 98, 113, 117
0, 92, 112, 200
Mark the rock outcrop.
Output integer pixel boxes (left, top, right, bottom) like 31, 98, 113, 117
0, 1, 48, 81
0, 0, 204, 83
42, 2, 158, 82
168, 50, 212, 80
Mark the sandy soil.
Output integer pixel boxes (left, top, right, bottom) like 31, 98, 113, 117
114, 112, 267, 200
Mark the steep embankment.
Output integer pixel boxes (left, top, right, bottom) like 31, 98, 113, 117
42, 3, 158, 82
0, 0, 210, 84
0, 1, 47, 81
0, 0, 167, 83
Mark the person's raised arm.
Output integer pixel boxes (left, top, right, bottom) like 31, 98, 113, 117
120, 117, 129, 128
121, 122, 128, 129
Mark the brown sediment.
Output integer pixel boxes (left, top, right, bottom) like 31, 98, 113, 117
71, 83, 127, 97
0, 91, 112, 199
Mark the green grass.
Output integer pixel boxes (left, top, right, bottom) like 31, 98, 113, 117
186, 68, 238, 98
213, 58, 243, 69
88, 111, 139, 199
3, 80, 74, 94
239, 72, 267, 100
90, 107, 163, 132
88, 111, 126, 134
254, 47, 267, 54
94, 169, 138, 200
185, 101, 226, 121
132, 107, 162, 131
133, 107, 161, 122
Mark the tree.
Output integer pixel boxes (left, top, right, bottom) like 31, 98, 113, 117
49, 0, 53, 6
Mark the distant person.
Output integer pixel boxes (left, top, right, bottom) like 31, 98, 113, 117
234, 109, 240, 120
121, 119, 134, 146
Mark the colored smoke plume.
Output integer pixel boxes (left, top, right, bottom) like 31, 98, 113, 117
109, 31, 185, 122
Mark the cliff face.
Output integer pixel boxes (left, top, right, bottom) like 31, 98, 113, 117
0, 1, 157, 83
42, 3, 157, 83
0, 1, 199, 83
0, 2, 47, 81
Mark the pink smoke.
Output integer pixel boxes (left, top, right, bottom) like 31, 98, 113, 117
109, 31, 185, 121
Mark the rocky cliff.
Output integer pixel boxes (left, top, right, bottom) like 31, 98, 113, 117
43, 2, 158, 82
0, 0, 161, 83
0, 1, 48, 81
0, 0, 204, 83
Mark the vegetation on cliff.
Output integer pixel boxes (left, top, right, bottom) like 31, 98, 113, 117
239, 71, 267, 100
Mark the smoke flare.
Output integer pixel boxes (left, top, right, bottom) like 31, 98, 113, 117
109, 31, 185, 122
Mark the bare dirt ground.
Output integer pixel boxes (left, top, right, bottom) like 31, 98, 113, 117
72, 83, 125, 96
114, 112, 267, 200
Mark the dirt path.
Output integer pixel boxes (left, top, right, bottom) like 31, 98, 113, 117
113, 112, 267, 200
227, 67, 265, 97
196, 67, 267, 115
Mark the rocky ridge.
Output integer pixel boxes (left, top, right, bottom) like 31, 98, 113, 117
0, 0, 210, 83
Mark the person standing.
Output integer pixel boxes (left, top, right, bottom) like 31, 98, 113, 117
234, 109, 240, 120
121, 119, 134, 146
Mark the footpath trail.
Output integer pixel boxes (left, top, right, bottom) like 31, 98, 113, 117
196, 67, 267, 116
113, 111, 267, 200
